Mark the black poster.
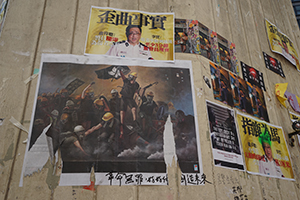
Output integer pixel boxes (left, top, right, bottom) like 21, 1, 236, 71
241, 61, 266, 91
263, 52, 285, 78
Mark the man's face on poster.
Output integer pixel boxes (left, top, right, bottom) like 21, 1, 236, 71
263, 142, 273, 161
127, 27, 141, 46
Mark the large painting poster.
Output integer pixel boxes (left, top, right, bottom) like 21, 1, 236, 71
265, 19, 300, 72
85, 6, 174, 61
20, 54, 203, 186
206, 101, 244, 170
236, 112, 294, 180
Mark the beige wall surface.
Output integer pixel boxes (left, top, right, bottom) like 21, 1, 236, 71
1, 0, 300, 199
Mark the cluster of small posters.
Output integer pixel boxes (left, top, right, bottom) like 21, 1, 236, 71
206, 101, 244, 170
21, 54, 203, 186
210, 62, 269, 122
265, 19, 300, 72
236, 111, 294, 180
263, 52, 285, 78
85, 6, 174, 61
175, 19, 238, 74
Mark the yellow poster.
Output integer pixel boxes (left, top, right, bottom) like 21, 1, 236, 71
275, 83, 288, 107
85, 6, 174, 61
265, 19, 300, 72
237, 112, 294, 180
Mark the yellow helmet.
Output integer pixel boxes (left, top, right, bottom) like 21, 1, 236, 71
94, 99, 104, 106
61, 113, 69, 121
41, 97, 48, 102
102, 112, 114, 121
168, 102, 174, 107
130, 72, 137, 78
85, 88, 94, 94
147, 91, 154, 97
60, 89, 68, 94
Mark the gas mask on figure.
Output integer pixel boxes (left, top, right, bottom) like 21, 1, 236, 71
146, 95, 153, 103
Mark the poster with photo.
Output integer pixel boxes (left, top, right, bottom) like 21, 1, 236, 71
247, 82, 269, 122
265, 19, 300, 72
174, 19, 189, 53
206, 101, 244, 170
85, 6, 174, 61
218, 35, 231, 72
198, 22, 211, 58
236, 112, 294, 180
229, 72, 253, 115
229, 42, 239, 74
20, 54, 203, 186
210, 62, 233, 106
174, 19, 221, 65
241, 61, 266, 91
263, 52, 285, 78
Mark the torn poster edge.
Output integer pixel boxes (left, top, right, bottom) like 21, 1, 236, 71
19, 53, 46, 187
23, 123, 52, 176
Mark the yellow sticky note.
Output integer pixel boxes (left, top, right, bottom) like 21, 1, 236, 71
275, 83, 288, 107
296, 96, 300, 108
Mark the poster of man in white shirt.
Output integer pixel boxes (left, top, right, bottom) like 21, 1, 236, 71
259, 137, 284, 177
106, 25, 153, 60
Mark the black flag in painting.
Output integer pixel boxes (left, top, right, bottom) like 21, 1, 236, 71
95, 65, 131, 80
65, 78, 85, 95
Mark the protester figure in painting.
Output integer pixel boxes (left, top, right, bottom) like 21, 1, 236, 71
180, 32, 188, 53
46, 109, 60, 154
138, 91, 158, 139
106, 25, 153, 59
59, 100, 79, 132
80, 82, 96, 130
119, 71, 140, 138
59, 122, 103, 160
57, 88, 70, 113
108, 89, 121, 120
93, 96, 110, 125
94, 112, 120, 157
258, 130, 284, 177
